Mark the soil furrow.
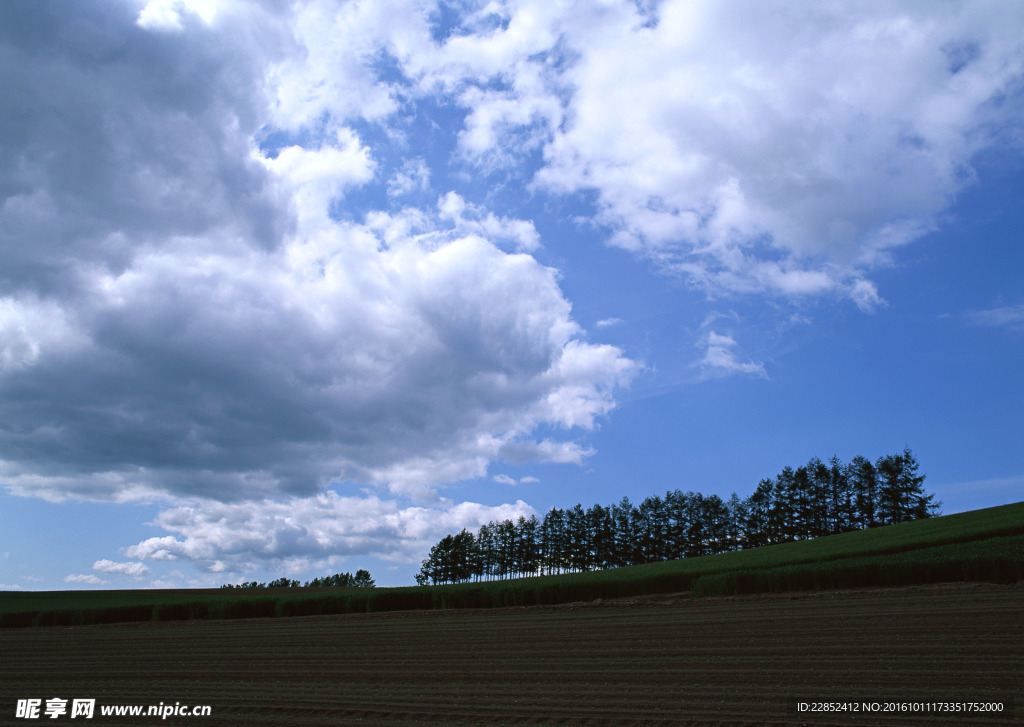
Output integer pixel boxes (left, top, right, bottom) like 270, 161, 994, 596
1, 583, 1019, 726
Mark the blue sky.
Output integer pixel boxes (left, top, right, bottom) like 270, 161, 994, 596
1, 0, 1022, 590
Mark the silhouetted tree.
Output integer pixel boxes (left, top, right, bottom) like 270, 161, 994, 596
726, 492, 746, 551
827, 455, 856, 534
476, 523, 495, 581
540, 507, 566, 575
351, 569, 375, 587
416, 449, 938, 586
743, 479, 773, 548
565, 504, 588, 571
224, 570, 375, 589
875, 448, 939, 524
848, 455, 879, 528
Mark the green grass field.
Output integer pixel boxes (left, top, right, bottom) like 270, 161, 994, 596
3, 500, 1022, 627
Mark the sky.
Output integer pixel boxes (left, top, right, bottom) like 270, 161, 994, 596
1, 0, 1022, 591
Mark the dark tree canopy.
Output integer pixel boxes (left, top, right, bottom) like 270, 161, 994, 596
221, 569, 375, 589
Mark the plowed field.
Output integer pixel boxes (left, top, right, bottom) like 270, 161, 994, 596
1, 583, 1020, 726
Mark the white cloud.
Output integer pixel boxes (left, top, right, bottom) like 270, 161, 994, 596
265, 0, 420, 129
92, 559, 150, 577
64, 574, 107, 585
0, 297, 88, 373
124, 492, 534, 570
387, 158, 431, 198
596, 318, 623, 328
260, 128, 376, 223
436, 192, 541, 251
849, 279, 886, 313
455, 81, 565, 169
497, 438, 594, 466
697, 331, 768, 380
136, 0, 222, 31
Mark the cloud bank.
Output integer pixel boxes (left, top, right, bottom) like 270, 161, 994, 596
0, 2, 635, 509
529, 1, 1024, 307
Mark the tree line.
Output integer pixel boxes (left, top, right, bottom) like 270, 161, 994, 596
221, 569, 375, 589
416, 448, 939, 585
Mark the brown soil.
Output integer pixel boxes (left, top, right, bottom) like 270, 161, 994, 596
1, 582, 1020, 726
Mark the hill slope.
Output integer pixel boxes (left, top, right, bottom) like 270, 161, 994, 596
2, 501, 1022, 627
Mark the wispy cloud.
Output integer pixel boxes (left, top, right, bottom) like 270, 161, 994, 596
436, 191, 542, 252
697, 332, 768, 380
964, 304, 1024, 331
387, 158, 431, 198
492, 474, 539, 486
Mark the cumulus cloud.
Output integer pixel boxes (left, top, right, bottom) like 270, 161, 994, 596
0, 2, 286, 292
0, 2, 636, 511
0, 204, 633, 504
124, 493, 534, 572
260, 127, 376, 221
264, 0, 415, 129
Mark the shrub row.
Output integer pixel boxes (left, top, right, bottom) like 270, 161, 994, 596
9, 604, 157, 628
0, 591, 436, 627
0, 577, 664, 627
690, 534, 1024, 597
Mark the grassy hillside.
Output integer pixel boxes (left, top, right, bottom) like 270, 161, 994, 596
2, 500, 1022, 627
